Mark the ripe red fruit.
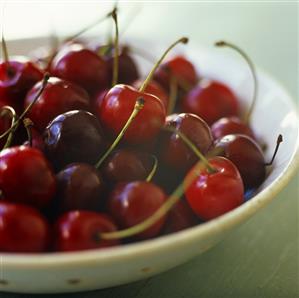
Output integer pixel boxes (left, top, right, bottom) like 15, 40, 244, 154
24, 77, 91, 131
0, 202, 50, 252
185, 157, 244, 220
108, 181, 167, 239
182, 80, 239, 125
99, 84, 166, 144
54, 211, 119, 251
0, 146, 56, 208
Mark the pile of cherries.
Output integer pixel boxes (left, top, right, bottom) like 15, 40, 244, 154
0, 9, 282, 253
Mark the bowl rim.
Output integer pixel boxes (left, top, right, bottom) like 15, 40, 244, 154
1, 43, 299, 268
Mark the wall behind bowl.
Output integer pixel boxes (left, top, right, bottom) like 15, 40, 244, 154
1, 1, 298, 101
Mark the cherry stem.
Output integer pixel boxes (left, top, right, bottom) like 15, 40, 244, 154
100, 159, 206, 240
111, 8, 119, 86
0, 73, 50, 140
145, 155, 158, 182
23, 118, 34, 147
0, 106, 17, 150
95, 97, 145, 168
139, 37, 189, 93
164, 126, 217, 174
167, 75, 178, 114
265, 134, 283, 166
215, 41, 257, 124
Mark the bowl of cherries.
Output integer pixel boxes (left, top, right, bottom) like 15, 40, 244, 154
0, 9, 298, 294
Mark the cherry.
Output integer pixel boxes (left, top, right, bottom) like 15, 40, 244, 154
0, 202, 50, 252
108, 181, 167, 239
50, 43, 108, 96
102, 148, 152, 185
0, 146, 56, 208
182, 79, 239, 126
24, 77, 91, 131
56, 163, 105, 212
23, 118, 45, 151
185, 156, 244, 220
54, 211, 119, 251
214, 134, 265, 189
44, 110, 107, 171
158, 113, 213, 171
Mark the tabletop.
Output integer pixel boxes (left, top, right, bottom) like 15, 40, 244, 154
0, 1, 298, 297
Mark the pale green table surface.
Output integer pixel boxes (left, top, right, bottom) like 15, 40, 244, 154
0, 1, 298, 297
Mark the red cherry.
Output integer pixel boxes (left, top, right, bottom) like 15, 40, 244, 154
185, 156, 244, 220
99, 84, 165, 143
182, 80, 239, 125
24, 77, 90, 131
158, 113, 213, 171
23, 123, 45, 151
51, 43, 108, 95
133, 79, 169, 111
211, 116, 255, 140
0, 146, 56, 208
54, 211, 119, 251
0, 202, 50, 252
108, 181, 167, 239
214, 134, 265, 189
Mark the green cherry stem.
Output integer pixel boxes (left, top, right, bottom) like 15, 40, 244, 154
111, 8, 119, 86
145, 155, 158, 182
264, 134, 283, 166
166, 75, 178, 115
23, 118, 34, 147
95, 97, 145, 168
0, 106, 17, 150
100, 159, 205, 240
0, 73, 50, 140
215, 41, 257, 124
139, 37, 189, 93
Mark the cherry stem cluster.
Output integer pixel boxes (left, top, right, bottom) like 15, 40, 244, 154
0, 106, 17, 150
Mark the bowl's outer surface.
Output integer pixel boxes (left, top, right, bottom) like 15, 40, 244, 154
0, 38, 298, 293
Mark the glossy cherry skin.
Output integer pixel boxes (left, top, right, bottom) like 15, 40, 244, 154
133, 79, 169, 111
108, 181, 167, 239
163, 199, 199, 234
0, 146, 56, 208
0, 202, 50, 252
185, 157, 244, 221
51, 43, 108, 96
99, 84, 166, 144
54, 211, 119, 252
214, 134, 265, 189
211, 116, 255, 140
154, 55, 198, 92
24, 77, 90, 131
102, 149, 152, 185
44, 110, 107, 171
0, 59, 43, 108
158, 113, 213, 171
56, 163, 105, 212
182, 80, 239, 126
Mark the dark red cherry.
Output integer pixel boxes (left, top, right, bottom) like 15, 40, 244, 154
108, 181, 167, 239
102, 149, 151, 185
211, 116, 255, 140
44, 110, 107, 171
182, 80, 239, 125
24, 77, 90, 131
51, 43, 108, 95
56, 163, 105, 212
99, 84, 165, 144
214, 134, 265, 189
0, 59, 43, 108
133, 79, 169, 111
54, 210, 119, 251
154, 55, 197, 92
185, 156, 244, 220
158, 113, 213, 171
0, 146, 56, 208
23, 125, 45, 151
163, 199, 199, 234
0, 202, 50, 252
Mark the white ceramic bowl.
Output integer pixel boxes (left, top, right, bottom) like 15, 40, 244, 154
1, 38, 298, 294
